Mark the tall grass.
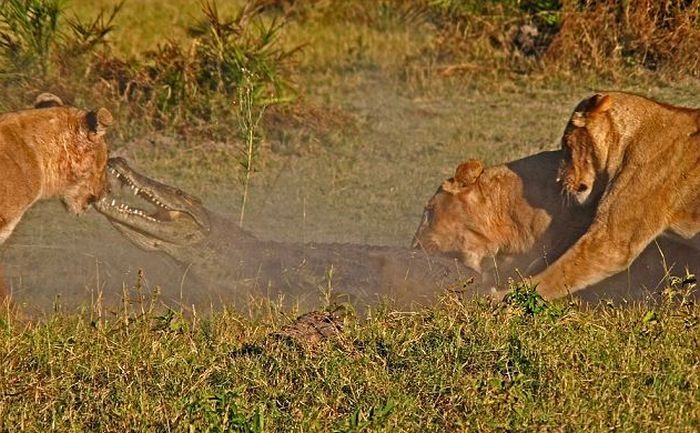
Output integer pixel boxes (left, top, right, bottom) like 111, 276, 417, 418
237, 69, 267, 228
89, 0, 297, 136
305, 0, 698, 82
547, 0, 700, 79
0, 0, 62, 77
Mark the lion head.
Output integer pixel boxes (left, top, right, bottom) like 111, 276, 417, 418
64, 107, 113, 215
558, 93, 613, 205
411, 152, 588, 277
411, 159, 507, 272
30, 93, 113, 215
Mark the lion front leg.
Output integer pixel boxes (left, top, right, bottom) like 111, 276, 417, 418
530, 220, 662, 299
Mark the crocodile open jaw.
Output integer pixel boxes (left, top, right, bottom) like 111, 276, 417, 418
94, 157, 210, 248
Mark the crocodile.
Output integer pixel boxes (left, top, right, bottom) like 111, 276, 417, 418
94, 158, 480, 311
91, 156, 698, 312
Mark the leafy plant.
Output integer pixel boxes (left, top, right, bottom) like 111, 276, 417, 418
181, 390, 265, 433
503, 280, 564, 320
0, 0, 119, 79
95, 0, 298, 131
0, 0, 62, 76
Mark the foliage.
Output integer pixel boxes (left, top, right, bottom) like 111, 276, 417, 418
503, 280, 565, 320
92, 0, 297, 134
546, 0, 700, 79
0, 0, 119, 79
0, 292, 697, 431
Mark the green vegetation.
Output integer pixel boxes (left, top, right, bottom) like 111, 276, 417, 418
1, 287, 698, 432
0, 1, 699, 431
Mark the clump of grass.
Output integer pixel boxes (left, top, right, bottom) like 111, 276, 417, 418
302, 0, 698, 84
94, 0, 298, 136
546, 0, 700, 79
503, 279, 566, 320
0, 0, 62, 77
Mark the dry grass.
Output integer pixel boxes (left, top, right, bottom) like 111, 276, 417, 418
547, 0, 700, 80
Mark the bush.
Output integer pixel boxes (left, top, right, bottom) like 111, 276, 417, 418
0, 0, 119, 81
546, 0, 700, 78
93, 0, 298, 134
344, 0, 698, 81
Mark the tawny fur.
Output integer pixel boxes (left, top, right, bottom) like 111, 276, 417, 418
413, 151, 699, 299
0, 94, 112, 303
532, 92, 700, 299
412, 151, 593, 281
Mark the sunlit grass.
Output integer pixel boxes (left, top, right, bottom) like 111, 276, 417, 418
1, 291, 697, 431
67, 0, 243, 56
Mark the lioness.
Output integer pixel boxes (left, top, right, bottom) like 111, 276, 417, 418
412, 151, 699, 297
531, 92, 700, 299
0, 94, 113, 302
412, 151, 593, 284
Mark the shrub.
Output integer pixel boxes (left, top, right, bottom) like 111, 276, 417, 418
0, 0, 119, 81
93, 0, 298, 133
546, 0, 700, 78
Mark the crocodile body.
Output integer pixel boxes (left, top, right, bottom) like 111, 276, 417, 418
157, 212, 476, 307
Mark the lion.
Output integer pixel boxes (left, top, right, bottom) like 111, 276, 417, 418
0, 94, 113, 303
412, 151, 699, 298
530, 92, 700, 299
412, 151, 594, 285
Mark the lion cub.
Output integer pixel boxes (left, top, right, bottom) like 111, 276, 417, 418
0, 94, 113, 302
532, 92, 700, 299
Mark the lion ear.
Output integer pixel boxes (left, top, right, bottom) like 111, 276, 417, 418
34, 92, 63, 108
571, 111, 586, 127
86, 108, 114, 140
454, 159, 484, 186
590, 94, 612, 114
441, 159, 484, 195
572, 94, 612, 128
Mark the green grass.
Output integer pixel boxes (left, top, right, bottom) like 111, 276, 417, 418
1, 291, 698, 432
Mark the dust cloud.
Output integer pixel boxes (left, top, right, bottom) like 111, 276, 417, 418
1, 203, 194, 315
3, 194, 697, 318
0, 199, 481, 316
2, 82, 697, 315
